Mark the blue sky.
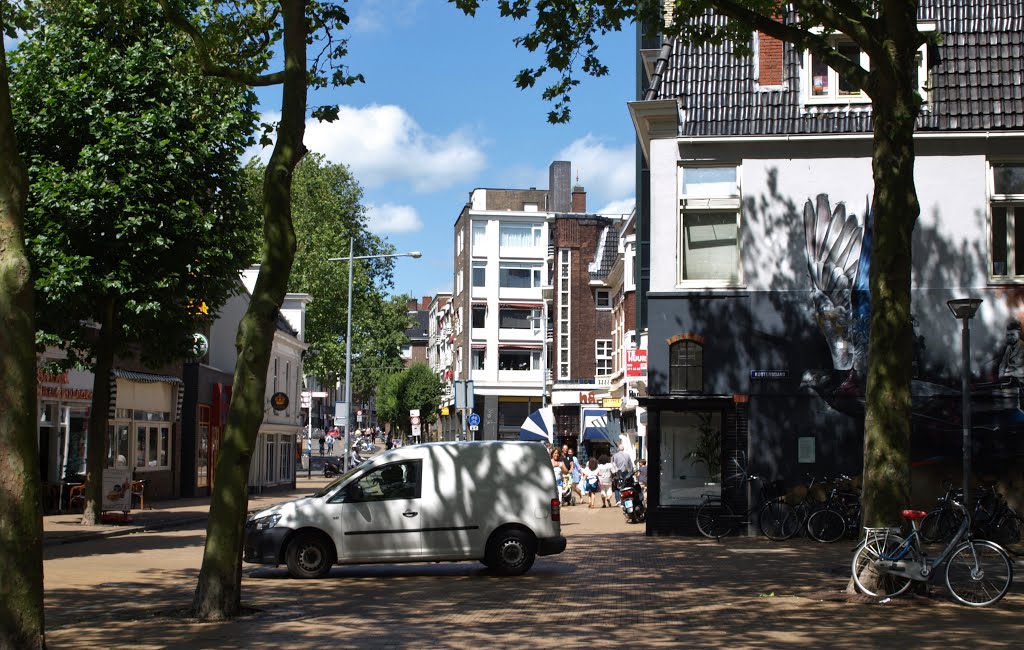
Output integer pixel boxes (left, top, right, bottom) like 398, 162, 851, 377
247, 0, 638, 300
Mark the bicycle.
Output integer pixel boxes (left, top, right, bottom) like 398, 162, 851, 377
851, 500, 1014, 607
805, 475, 861, 543
920, 482, 1024, 550
694, 459, 795, 541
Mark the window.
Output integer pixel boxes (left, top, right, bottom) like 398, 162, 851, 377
595, 289, 611, 309
472, 222, 487, 249
471, 349, 486, 370
135, 423, 170, 469
457, 229, 463, 254
337, 461, 422, 502
803, 32, 930, 105
808, 41, 868, 102
279, 437, 293, 482
679, 165, 741, 285
499, 308, 534, 329
660, 411, 722, 505
498, 349, 541, 371
472, 305, 486, 328
499, 263, 543, 288
472, 261, 486, 287
106, 423, 130, 468
991, 163, 1024, 278
596, 340, 613, 376
400, 345, 412, 359
499, 223, 542, 253
670, 340, 703, 392
523, 202, 539, 212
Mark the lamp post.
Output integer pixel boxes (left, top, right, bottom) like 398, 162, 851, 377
947, 297, 982, 514
329, 240, 421, 471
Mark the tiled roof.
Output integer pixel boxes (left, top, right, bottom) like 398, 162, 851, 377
647, 0, 1024, 136
405, 310, 430, 343
589, 223, 621, 282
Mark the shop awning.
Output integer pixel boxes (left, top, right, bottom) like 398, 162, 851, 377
582, 408, 619, 443
112, 369, 183, 385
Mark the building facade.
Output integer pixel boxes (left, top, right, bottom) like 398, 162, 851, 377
630, 0, 1024, 534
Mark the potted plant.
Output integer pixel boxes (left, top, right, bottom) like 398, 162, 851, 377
686, 413, 721, 484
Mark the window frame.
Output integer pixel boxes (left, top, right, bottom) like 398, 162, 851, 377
800, 29, 931, 107
669, 340, 704, 394
989, 161, 1024, 281
595, 289, 612, 309
471, 261, 486, 288
471, 304, 486, 329
677, 164, 743, 288
595, 339, 613, 376
498, 262, 544, 289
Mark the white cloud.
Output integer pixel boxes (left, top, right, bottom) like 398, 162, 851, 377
595, 197, 636, 217
556, 135, 636, 199
350, 0, 421, 32
246, 105, 487, 192
366, 203, 423, 234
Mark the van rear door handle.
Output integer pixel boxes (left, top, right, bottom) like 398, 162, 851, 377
403, 510, 418, 517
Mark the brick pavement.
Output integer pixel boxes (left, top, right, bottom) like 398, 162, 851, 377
41, 480, 1024, 649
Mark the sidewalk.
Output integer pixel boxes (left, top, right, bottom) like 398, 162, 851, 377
43, 475, 333, 546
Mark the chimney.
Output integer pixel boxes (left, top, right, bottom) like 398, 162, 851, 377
757, 16, 784, 87
548, 161, 571, 213
572, 184, 586, 213
407, 298, 417, 312
421, 296, 431, 311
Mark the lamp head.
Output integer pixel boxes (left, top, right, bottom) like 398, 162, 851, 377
947, 298, 983, 320
408, 251, 422, 259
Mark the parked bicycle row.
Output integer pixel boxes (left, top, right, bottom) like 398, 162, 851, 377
695, 468, 1023, 553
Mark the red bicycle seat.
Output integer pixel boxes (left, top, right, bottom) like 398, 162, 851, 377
901, 509, 928, 520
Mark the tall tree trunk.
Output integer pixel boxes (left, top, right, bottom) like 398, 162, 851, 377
191, 0, 307, 619
0, 30, 46, 650
860, 20, 924, 531
81, 300, 116, 525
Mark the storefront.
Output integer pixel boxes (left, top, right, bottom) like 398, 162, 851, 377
37, 365, 94, 486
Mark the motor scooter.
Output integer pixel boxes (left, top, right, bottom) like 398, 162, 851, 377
619, 473, 646, 524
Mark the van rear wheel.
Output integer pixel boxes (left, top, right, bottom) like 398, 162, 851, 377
485, 529, 536, 576
285, 531, 335, 579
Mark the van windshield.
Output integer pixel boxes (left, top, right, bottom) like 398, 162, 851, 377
312, 465, 363, 498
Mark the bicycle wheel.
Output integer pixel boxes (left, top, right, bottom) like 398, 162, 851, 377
944, 539, 1014, 607
696, 499, 735, 539
919, 509, 962, 545
851, 533, 917, 598
758, 500, 800, 541
807, 508, 845, 543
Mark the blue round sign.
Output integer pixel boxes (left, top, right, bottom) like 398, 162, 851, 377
468, 413, 481, 427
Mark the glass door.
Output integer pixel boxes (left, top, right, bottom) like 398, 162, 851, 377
659, 410, 722, 506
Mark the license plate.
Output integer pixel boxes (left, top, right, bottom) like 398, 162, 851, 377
624, 499, 633, 509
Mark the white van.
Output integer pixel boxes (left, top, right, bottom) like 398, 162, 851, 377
243, 441, 567, 578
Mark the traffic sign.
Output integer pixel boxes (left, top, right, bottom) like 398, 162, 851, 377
467, 413, 481, 427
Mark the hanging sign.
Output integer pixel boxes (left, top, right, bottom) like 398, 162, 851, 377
271, 392, 289, 411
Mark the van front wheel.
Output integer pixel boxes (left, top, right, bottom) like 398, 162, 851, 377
285, 531, 335, 579
485, 529, 536, 576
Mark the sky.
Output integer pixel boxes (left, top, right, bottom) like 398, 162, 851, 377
245, 0, 639, 300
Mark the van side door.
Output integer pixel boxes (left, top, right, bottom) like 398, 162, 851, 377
324, 460, 424, 561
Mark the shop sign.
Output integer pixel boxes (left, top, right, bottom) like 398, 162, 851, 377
36, 368, 93, 400
625, 349, 647, 379
103, 468, 132, 512
271, 392, 289, 410
579, 391, 599, 404
602, 398, 622, 409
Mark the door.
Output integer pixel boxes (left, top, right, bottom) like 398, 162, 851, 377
659, 410, 723, 506
325, 460, 424, 561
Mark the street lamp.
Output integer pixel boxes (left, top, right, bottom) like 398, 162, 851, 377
947, 297, 982, 514
329, 240, 422, 471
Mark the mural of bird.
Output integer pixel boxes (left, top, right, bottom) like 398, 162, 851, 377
803, 193, 866, 376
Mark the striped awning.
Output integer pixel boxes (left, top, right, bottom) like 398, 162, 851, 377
109, 369, 184, 422
499, 303, 541, 309
112, 369, 183, 385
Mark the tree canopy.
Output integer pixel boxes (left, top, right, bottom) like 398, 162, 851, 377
376, 362, 444, 434
10, 0, 260, 524
241, 154, 413, 395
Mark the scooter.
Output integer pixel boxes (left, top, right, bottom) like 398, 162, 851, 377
619, 473, 646, 524
323, 457, 343, 478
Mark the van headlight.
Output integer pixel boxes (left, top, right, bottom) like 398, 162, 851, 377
252, 514, 281, 531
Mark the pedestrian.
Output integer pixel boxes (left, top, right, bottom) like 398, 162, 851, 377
638, 458, 649, 501
612, 442, 635, 505
582, 458, 601, 508
318, 437, 325, 456
326, 435, 334, 455
570, 455, 585, 504
562, 446, 577, 475
596, 454, 615, 508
